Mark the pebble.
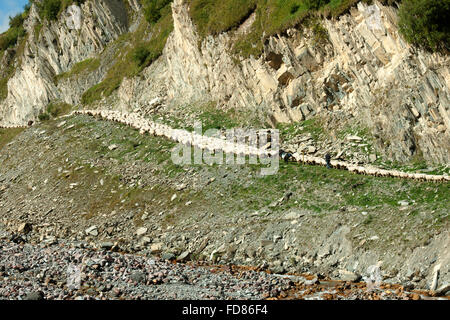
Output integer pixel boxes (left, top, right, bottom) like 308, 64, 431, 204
136, 227, 148, 237
108, 144, 118, 151
85, 226, 98, 236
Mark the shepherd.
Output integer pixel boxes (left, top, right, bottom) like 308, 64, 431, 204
279, 149, 293, 162
325, 153, 332, 169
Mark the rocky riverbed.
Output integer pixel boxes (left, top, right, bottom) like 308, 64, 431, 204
1, 232, 448, 300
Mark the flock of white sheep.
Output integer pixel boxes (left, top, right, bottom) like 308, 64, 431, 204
2, 109, 448, 182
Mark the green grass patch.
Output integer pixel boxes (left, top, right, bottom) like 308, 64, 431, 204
0, 127, 25, 150
81, 6, 173, 105
188, 0, 258, 38
38, 101, 74, 121
34, 23, 43, 41
187, 0, 359, 59
56, 58, 100, 81
398, 0, 449, 52
277, 117, 325, 141
0, 34, 28, 101
0, 54, 16, 100
151, 100, 267, 132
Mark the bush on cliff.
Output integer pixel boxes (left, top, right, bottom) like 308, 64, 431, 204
40, 0, 62, 21
143, 0, 173, 24
0, 13, 27, 51
398, 0, 449, 52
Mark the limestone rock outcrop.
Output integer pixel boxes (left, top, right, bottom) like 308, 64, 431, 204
0, 0, 132, 125
117, 0, 450, 164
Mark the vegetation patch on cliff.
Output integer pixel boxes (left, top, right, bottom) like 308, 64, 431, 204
188, 0, 449, 57
56, 58, 101, 81
81, 1, 173, 105
398, 0, 449, 52
38, 101, 74, 121
36, 0, 86, 21
0, 13, 27, 52
187, 0, 365, 58
0, 8, 30, 100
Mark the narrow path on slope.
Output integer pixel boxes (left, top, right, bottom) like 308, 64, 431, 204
3, 109, 449, 182
75, 110, 449, 182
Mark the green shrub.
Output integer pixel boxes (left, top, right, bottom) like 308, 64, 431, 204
291, 4, 301, 14
0, 27, 25, 51
143, 0, 173, 24
398, 0, 450, 52
0, 10, 27, 51
38, 112, 51, 121
310, 19, 329, 45
41, 0, 62, 21
46, 101, 73, 117
132, 46, 151, 66
37, 101, 73, 121
8, 13, 25, 29
305, 0, 331, 10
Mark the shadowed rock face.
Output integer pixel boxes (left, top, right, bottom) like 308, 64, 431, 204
1, 0, 449, 164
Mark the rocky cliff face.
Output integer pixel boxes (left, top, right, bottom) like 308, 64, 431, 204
0, 0, 131, 125
1, 0, 449, 164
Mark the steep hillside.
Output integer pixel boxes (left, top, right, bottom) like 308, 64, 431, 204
0, 0, 449, 298
0, 0, 449, 166
0, 114, 448, 291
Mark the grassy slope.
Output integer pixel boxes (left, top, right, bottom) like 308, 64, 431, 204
188, 0, 364, 58
56, 58, 101, 82
0, 115, 447, 266
0, 128, 25, 150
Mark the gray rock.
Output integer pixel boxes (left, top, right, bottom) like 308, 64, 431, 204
150, 242, 163, 253
130, 271, 146, 283
284, 211, 304, 220
435, 283, 450, 296
17, 222, 32, 234
24, 291, 44, 300
304, 276, 320, 286
100, 242, 114, 250
108, 144, 118, 151
162, 252, 176, 261
338, 270, 362, 283
346, 135, 363, 142
85, 226, 98, 236
260, 239, 273, 246
177, 250, 191, 262
136, 227, 148, 236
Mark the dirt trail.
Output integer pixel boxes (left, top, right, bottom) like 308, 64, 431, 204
70, 110, 449, 183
